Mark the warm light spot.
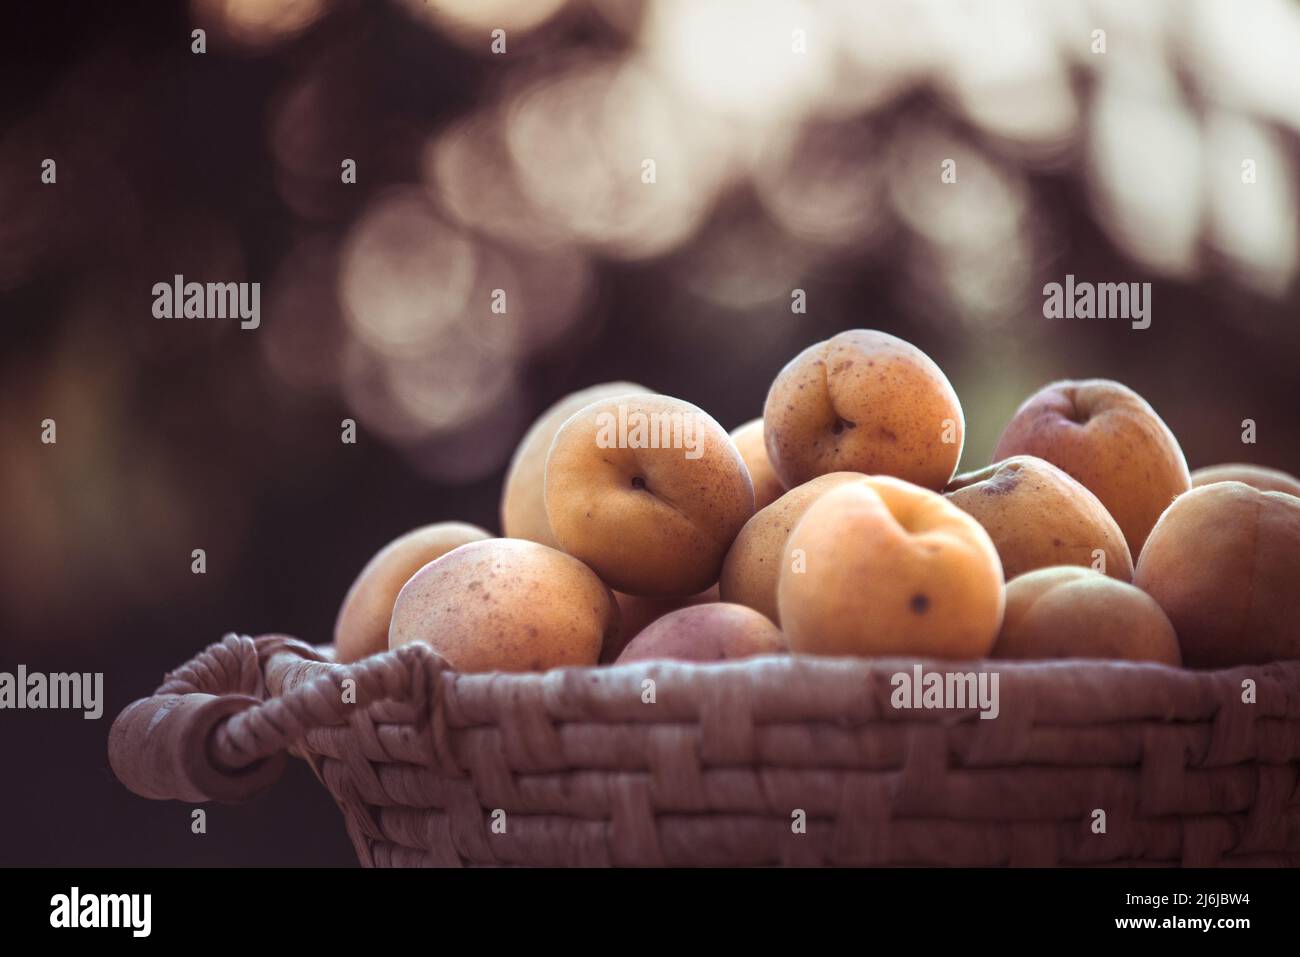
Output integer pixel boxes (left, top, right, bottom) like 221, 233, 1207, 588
339, 189, 479, 356
640, 0, 832, 122
394, 0, 570, 43
503, 57, 730, 259
191, 0, 328, 48
1086, 73, 1202, 277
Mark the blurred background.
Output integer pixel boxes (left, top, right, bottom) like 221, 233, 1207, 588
1, 0, 1298, 865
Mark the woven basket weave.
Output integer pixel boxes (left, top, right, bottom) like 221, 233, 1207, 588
108, 633, 1300, 866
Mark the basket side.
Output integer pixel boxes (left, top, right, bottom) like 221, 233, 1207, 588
303, 655, 1300, 866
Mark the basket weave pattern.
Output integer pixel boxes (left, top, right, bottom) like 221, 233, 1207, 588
109, 634, 1300, 866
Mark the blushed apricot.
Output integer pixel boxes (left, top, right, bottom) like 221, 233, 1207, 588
992, 379, 1189, 558
615, 603, 787, 663
1135, 482, 1300, 667
605, 585, 719, 663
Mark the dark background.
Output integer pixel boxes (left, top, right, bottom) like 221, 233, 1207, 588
2, 1, 1298, 865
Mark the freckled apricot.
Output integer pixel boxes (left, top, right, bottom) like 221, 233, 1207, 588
334, 522, 492, 662
501, 382, 649, 547
545, 394, 754, 597
389, 539, 617, 672
762, 330, 964, 491
944, 456, 1132, 581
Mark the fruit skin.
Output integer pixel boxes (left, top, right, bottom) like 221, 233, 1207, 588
762, 329, 964, 491
501, 382, 649, 548
544, 393, 755, 597
992, 378, 1189, 559
991, 566, 1180, 664
334, 522, 492, 663
777, 476, 1004, 659
944, 456, 1133, 582
730, 418, 786, 511
605, 586, 719, 663
718, 472, 863, 624
615, 603, 787, 664
1134, 482, 1300, 668
1191, 463, 1300, 498
388, 538, 618, 673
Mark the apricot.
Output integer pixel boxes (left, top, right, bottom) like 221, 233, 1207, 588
992, 379, 1189, 558
991, 567, 1180, 664
718, 472, 862, 624
334, 522, 492, 663
944, 456, 1132, 581
388, 538, 617, 672
762, 329, 964, 491
777, 476, 1004, 659
1134, 482, 1300, 667
500, 381, 649, 547
615, 603, 787, 664
730, 418, 786, 511
1190, 463, 1300, 498
605, 585, 719, 663
544, 393, 754, 597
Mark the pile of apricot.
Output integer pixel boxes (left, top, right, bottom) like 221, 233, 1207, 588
333, 330, 1300, 672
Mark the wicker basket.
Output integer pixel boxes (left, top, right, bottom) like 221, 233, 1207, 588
108, 633, 1300, 866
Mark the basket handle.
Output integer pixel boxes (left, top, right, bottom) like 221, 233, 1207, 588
108, 633, 443, 804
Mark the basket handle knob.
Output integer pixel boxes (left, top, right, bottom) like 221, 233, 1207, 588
108, 692, 287, 803
108, 633, 293, 803
109, 633, 444, 803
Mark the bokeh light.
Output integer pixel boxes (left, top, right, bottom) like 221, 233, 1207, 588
393, 0, 571, 46
191, 0, 330, 50
339, 188, 480, 357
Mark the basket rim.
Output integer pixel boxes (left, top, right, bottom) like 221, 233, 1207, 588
257, 634, 1300, 730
